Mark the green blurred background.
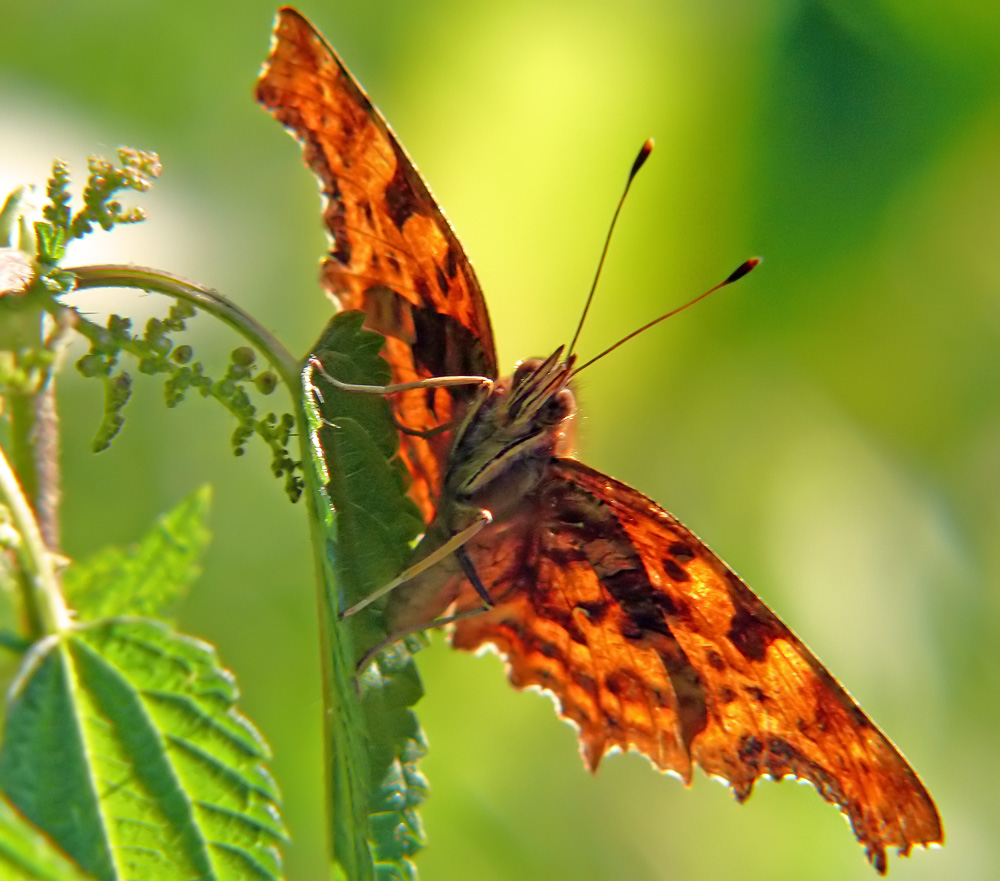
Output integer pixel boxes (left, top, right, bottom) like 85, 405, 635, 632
3, 1, 997, 878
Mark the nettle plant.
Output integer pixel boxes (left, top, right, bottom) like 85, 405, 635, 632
0, 150, 426, 881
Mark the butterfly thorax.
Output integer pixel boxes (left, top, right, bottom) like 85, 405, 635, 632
385, 348, 576, 630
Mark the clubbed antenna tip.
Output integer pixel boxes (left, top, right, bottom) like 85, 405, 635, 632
724, 256, 762, 286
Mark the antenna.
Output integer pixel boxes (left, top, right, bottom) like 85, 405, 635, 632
573, 257, 761, 374
566, 138, 654, 360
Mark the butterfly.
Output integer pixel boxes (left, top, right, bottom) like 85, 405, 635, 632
255, 6, 942, 873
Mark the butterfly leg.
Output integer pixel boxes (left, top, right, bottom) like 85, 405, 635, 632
340, 510, 493, 619
455, 545, 493, 607
349, 517, 496, 677
308, 355, 491, 434
355, 603, 492, 678
392, 414, 455, 439
308, 356, 493, 397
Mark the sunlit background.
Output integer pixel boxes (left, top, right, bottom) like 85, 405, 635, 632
4, 1, 998, 879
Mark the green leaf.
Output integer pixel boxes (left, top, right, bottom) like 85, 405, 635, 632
62, 487, 211, 621
302, 311, 427, 881
33, 222, 65, 265
0, 618, 285, 881
0, 793, 93, 881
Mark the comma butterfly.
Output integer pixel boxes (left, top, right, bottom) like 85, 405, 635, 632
256, 7, 942, 872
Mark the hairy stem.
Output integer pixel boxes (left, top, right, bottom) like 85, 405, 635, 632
0, 442, 69, 637
30, 381, 61, 552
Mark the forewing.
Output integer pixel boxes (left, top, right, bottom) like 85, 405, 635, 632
450, 458, 942, 874
256, 7, 498, 519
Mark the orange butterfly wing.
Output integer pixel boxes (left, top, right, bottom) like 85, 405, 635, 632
256, 6, 497, 520
449, 458, 942, 874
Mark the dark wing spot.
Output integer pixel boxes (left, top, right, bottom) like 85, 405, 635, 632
848, 703, 873, 729
384, 154, 422, 230
435, 262, 449, 296
414, 276, 432, 304
727, 604, 784, 662
652, 591, 690, 620
662, 557, 691, 582
767, 736, 793, 762
603, 669, 635, 699
719, 686, 737, 704
744, 685, 768, 704
411, 303, 492, 385
707, 649, 725, 671
668, 541, 695, 563
536, 640, 562, 660
732, 738, 764, 801
444, 245, 458, 278
721, 569, 788, 660
811, 674, 874, 731
630, 609, 673, 639
739, 735, 764, 765
330, 221, 351, 265
572, 669, 600, 701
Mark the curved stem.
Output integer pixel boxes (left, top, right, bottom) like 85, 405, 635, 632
0, 443, 69, 637
67, 264, 301, 389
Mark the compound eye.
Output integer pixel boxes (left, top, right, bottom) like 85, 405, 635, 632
512, 359, 542, 388
539, 388, 575, 425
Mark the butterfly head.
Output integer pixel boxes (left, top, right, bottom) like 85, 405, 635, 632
506, 347, 576, 426
442, 347, 577, 525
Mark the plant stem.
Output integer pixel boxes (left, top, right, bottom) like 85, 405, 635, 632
30, 381, 61, 551
68, 265, 301, 388
0, 442, 70, 637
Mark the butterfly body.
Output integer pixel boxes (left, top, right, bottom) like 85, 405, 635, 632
386, 350, 577, 631
257, 6, 942, 873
